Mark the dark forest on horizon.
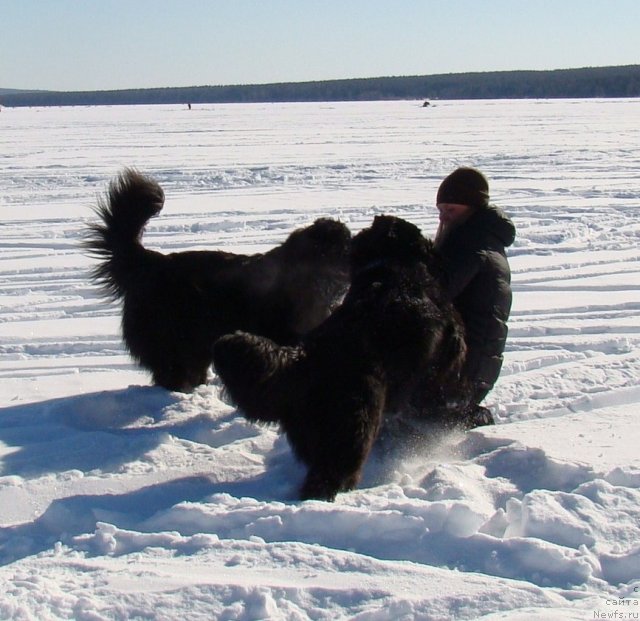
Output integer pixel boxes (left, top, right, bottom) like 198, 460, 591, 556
2, 65, 639, 107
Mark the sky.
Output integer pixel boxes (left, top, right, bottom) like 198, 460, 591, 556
1, 0, 639, 92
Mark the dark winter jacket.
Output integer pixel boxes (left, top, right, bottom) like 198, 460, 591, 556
435, 204, 516, 402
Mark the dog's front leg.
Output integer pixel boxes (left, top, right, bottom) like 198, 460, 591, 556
300, 465, 346, 502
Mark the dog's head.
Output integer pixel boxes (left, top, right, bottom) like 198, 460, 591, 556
274, 218, 352, 331
351, 215, 434, 274
281, 218, 352, 268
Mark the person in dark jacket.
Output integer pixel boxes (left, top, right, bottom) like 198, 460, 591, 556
434, 167, 516, 427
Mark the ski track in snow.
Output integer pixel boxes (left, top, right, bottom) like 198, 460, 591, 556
0, 100, 639, 620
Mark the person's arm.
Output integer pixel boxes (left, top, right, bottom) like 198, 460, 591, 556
443, 251, 482, 299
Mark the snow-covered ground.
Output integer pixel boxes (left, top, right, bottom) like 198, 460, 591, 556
1, 99, 639, 620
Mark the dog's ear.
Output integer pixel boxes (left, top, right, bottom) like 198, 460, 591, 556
366, 216, 425, 249
376, 216, 422, 245
352, 216, 428, 271
369, 215, 395, 236
309, 218, 351, 241
213, 332, 297, 424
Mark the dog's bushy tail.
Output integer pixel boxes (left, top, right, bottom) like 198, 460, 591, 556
213, 331, 300, 424
84, 168, 165, 299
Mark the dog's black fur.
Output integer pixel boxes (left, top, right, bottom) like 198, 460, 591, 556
213, 215, 467, 501
85, 169, 352, 392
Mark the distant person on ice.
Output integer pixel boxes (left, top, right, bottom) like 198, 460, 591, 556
434, 167, 516, 427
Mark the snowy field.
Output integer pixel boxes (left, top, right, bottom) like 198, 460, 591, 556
1, 99, 639, 620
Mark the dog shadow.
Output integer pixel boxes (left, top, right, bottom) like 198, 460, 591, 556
0, 385, 254, 478
0, 387, 174, 478
0, 474, 216, 565
0, 386, 300, 566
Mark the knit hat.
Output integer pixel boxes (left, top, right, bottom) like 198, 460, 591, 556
436, 167, 490, 208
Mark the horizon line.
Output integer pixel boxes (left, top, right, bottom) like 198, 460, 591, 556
3, 63, 639, 95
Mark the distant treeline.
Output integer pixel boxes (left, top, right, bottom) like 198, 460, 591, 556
2, 65, 640, 107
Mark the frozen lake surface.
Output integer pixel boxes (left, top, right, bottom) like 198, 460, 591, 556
1, 99, 639, 620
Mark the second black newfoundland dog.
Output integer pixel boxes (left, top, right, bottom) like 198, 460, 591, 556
85, 169, 352, 391
213, 215, 468, 501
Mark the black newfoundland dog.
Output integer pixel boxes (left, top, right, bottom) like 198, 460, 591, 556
213, 215, 468, 501
85, 169, 351, 392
